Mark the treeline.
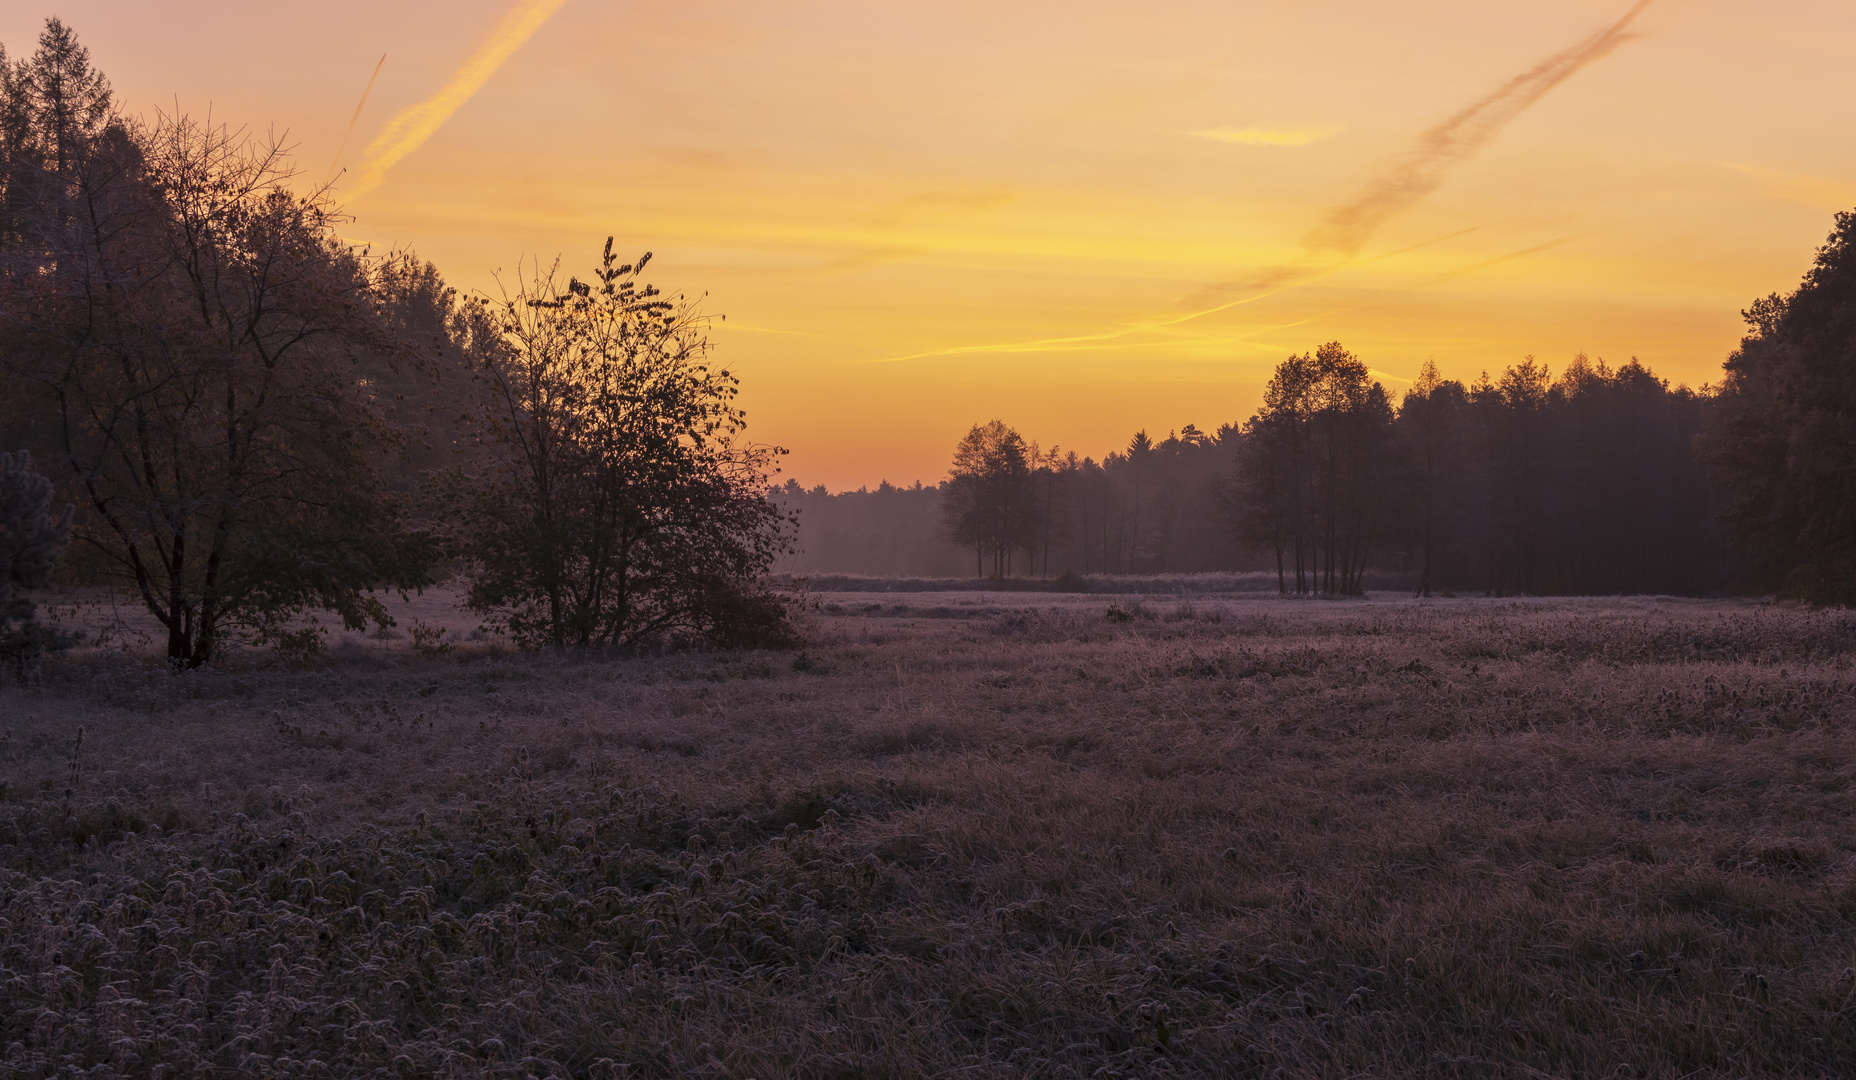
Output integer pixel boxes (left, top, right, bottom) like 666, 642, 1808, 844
878, 206, 1856, 600
1237, 346, 1720, 596
0, 19, 794, 666
774, 426, 1256, 579
912, 349, 1721, 595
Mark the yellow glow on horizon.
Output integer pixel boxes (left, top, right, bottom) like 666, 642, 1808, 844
24, 0, 1855, 489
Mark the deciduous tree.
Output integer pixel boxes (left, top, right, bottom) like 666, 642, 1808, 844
0, 21, 434, 665
1700, 209, 1856, 602
941, 420, 1035, 578
441, 240, 796, 650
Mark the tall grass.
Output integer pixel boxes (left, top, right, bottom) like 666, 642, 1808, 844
3, 594, 1854, 1076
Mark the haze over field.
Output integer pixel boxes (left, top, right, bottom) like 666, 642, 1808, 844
8, 0, 1854, 488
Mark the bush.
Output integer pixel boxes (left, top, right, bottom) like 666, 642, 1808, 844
439, 240, 797, 652
0, 450, 73, 673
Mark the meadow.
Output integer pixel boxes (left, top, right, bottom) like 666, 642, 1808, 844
4, 588, 1856, 1078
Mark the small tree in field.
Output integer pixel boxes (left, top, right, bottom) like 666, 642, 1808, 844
0, 450, 72, 671
443, 239, 796, 650
941, 420, 1036, 578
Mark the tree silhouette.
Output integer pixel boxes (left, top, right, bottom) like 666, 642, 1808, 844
1233, 344, 1392, 594
1396, 361, 1470, 597
941, 420, 1036, 578
439, 240, 796, 650
0, 22, 433, 665
1701, 209, 1856, 603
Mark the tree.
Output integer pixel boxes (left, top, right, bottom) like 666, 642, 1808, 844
941, 420, 1036, 578
0, 24, 434, 666
1030, 448, 1075, 577
0, 450, 71, 671
1395, 360, 1470, 597
442, 239, 796, 650
1232, 343, 1392, 594
1, 19, 114, 251
1481, 357, 1556, 595
1700, 209, 1856, 602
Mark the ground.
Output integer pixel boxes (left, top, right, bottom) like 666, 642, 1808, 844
3, 589, 1855, 1077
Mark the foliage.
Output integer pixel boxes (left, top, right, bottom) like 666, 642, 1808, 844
818, 345, 1717, 593
1700, 209, 1856, 603
1233, 342, 1395, 595
940, 420, 1038, 578
0, 449, 72, 670
1387, 354, 1718, 598
0, 20, 434, 666
441, 239, 796, 651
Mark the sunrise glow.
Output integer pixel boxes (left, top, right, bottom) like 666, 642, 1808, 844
15, 0, 1853, 488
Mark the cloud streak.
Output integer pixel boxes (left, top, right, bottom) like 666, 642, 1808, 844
1429, 235, 1583, 284
1191, 125, 1342, 147
1171, 2, 1652, 318
1719, 162, 1856, 210
347, 0, 572, 200
869, 0, 1656, 366
326, 53, 386, 183
1307, 0, 1655, 257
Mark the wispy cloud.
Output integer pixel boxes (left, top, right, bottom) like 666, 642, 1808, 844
869, 1, 1657, 366
1173, 2, 1653, 317
1428, 235, 1583, 284
1307, 0, 1655, 257
326, 53, 386, 184
1719, 162, 1856, 209
347, 0, 572, 200
1190, 125, 1342, 147
816, 245, 930, 275
871, 316, 1312, 364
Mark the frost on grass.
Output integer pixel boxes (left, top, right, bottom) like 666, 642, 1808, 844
4, 594, 1856, 1077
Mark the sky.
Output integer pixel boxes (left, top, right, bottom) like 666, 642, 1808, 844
7, 0, 1855, 489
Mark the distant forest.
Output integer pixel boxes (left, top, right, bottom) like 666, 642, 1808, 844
778, 350, 1721, 595
775, 424, 1249, 580
781, 203, 1856, 603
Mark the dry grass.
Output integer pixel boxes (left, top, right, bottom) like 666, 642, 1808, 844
5, 591, 1856, 1077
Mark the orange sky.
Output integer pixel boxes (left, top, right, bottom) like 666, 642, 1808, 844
9, 0, 1856, 489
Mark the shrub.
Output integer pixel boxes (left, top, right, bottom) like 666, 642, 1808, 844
438, 239, 796, 652
0, 450, 73, 674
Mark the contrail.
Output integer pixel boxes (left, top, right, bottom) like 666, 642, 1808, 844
346, 0, 572, 200
883, 0, 1656, 364
1164, 1, 1653, 324
1428, 235, 1584, 284
326, 53, 387, 183
1306, 0, 1655, 256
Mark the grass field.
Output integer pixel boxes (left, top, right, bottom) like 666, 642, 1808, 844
5, 589, 1856, 1077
